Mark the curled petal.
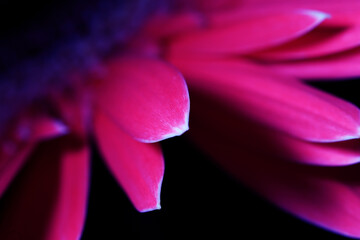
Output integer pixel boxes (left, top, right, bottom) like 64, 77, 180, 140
94, 109, 164, 212
169, 10, 328, 56
0, 137, 89, 240
170, 57, 360, 142
94, 56, 189, 143
189, 91, 360, 238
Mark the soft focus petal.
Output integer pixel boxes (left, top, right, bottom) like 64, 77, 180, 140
0, 117, 68, 198
94, 109, 164, 212
241, 0, 360, 26
170, 57, 360, 142
273, 132, 360, 166
168, 10, 328, 56
0, 136, 89, 240
94, 56, 189, 143
253, 26, 360, 60
267, 48, 360, 79
145, 11, 204, 39
189, 91, 360, 238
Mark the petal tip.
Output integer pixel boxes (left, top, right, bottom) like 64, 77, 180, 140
298, 9, 331, 22
138, 172, 163, 213
162, 121, 189, 140
139, 203, 162, 213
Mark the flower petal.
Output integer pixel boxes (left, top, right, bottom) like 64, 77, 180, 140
93, 109, 164, 212
168, 10, 328, 56
94, 56, 189, 143
170, 57, 360, 142
144, 11, 204, 39
189, 92, 360, 238
267, 48, 360, 79
253, 26, 360, 60
241, 0, 360, 26
0, 136, 89, 240
276, 135, 360, 166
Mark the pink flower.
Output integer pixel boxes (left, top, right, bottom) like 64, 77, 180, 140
2, 0, 360, 238
128, 0, 360, 238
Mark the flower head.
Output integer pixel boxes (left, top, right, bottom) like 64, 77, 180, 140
2, 0, 360, 239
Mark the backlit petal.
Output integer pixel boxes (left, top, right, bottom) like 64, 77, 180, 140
0, 137, 89, 240
170, 57, 360, 142
94, 109, 164, 212
169, 10, 327, 56
94, 56, 189, 143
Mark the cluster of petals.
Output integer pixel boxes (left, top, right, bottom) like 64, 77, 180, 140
0, 42, 189, 239
2, 0, 360, 239
129, 0, 360, 238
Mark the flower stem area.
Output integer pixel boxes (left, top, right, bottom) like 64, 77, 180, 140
81, 135, 348, 239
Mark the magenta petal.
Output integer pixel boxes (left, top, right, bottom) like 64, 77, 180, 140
268, 48, 360, 79
253, 26, 360, 60
95, 56, 189, 143
30, 117, 68, 140
241, 0, 360, 26
94, 110, 164, 212
145, 11, 204, 39
276, 134, 360, 166
190, 92, 360, 237
171, 58, 360, 142
169, 10, 327, 56
0, 137, 89, 240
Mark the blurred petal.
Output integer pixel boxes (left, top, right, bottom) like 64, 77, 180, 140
169, 10, 328, 56
280, 137, 360, 166
189, 91, 360, 238
171, 57, 360, 142
253, 26, 360, 60
94, 109, 164, 212
268, 48, 360, 79
30, 117, 68, 141
94, 56, 189, 143
145, 11, 204, 39
241, 0, 360, 26
0, 117, 68, 198
0, 137, 89, 240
